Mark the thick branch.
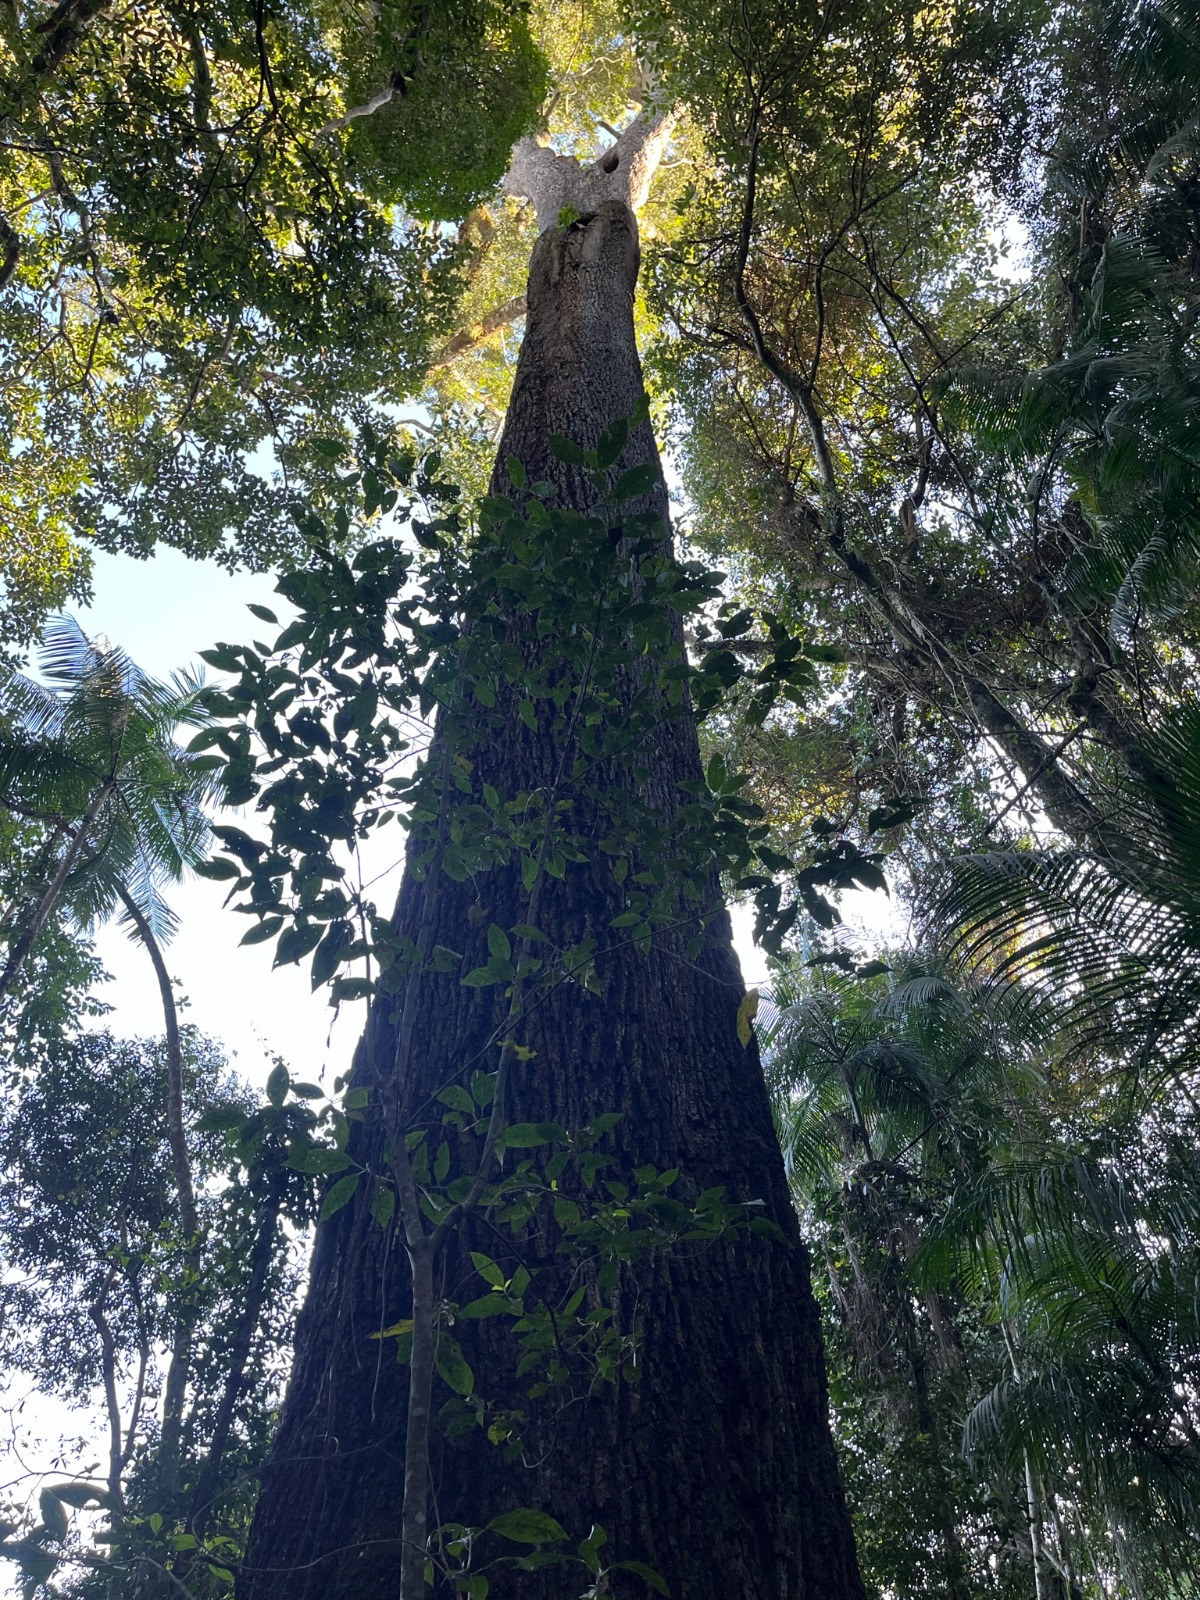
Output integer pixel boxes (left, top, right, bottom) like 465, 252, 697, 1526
503, 108, 678, 233
317, 73, 404, 138
428, 292, 525, 370
315, 5, 428, 138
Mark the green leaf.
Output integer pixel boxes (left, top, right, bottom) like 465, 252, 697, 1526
488, 924, 512, 962
332, 976, 377, 1001
578, 1525, 608, 1573
615, 1559, 670, 1594
470, 1251, 505, 1288
240, 917, 283, 946
276, 922, 323, 966
247, 603, 279, 623
437, 1085, 475, 1113
700, 649, 742, 688
748, 1216, 788, 1242
266, 1063, 290, 1107
867, 800, 918, 833
463, 964, 507, 988
611, 463, 659, 502
487, 1510, 569, 1545
736, 990, 759, 1049
288, 1145, 353, 1175
312, 924, 351, 987
319, 1171, 360, 1221
717, 607, 754, 638
507, 455, 527, 489
370, 1185, 396, 1227
519, 699, 537, 732
198, 645, 243, 673
549, 434, 588, 465
197, 1106, 248, 1134
459, 1293, 510, 1319
596, 418, 629, 468
193, 856, 242, 881
436, 1332, 475, 1396
499, 1122, 567, 1149
370, 1318, 413, 1341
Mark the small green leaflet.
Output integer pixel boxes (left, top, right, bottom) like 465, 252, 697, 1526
487, 1509, 568, 1545
319, 1171, 360, 1221
435, 1332, 475, 1396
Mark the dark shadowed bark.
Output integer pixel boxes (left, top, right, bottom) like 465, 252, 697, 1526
238, 200, 863, 1600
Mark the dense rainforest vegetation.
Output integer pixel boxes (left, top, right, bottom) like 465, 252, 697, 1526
1, 0, 1199, 1596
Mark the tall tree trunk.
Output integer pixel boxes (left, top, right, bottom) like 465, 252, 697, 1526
238, 200, 863, 1600
115, 881, 201, 1493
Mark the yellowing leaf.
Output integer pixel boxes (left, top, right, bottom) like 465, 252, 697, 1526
736, 989, 759, 1048
502, 1038, 537, 1060
369, 1319, 414, 1341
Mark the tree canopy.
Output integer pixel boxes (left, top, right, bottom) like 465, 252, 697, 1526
1, 1, 1199, 1597
0, 0, 545, 640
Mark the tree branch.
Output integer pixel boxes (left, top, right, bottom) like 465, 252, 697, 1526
503, 108, 678, 232
427, 293, 526, 370
317, 73, 404, 137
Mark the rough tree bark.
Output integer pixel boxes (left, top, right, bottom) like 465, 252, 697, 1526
238, 126, 863, 1600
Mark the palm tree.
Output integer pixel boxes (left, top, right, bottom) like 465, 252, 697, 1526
765, 957, 1026, 1600
0, 614, 216, 1485
916, 704, 1200, 1596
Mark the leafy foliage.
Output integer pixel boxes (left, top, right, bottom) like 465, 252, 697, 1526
0, 0, 547, 642
0, 615, 214, 973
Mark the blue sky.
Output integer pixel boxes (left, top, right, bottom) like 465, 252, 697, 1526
73, 547, 374, 1091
